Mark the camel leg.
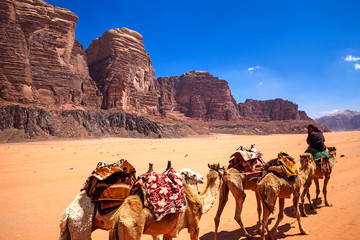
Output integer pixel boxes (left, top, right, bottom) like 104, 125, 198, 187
214, 182, 229, 240
190, 227, 200, 240
314, 178, 320, 201
271, 198, 285, 235
293, 193, 309, 235
260, 196, 277, 240
323, 174, 332, 207
301, 178, 314, 216
255, 190, 262, 232
260, 207, 272, 240
233, 192, 252, 239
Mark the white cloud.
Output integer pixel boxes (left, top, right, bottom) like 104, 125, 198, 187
258, 82, 263, 86
355, 63, 360, 70
344, 55, 360, 62
248, 66, 261, 71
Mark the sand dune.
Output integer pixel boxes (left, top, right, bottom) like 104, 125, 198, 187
0, 131, 359, 240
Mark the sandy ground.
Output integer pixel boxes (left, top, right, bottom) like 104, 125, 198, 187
0, 131, 359, 240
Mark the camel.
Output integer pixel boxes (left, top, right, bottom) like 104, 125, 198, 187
214, 156, 262, 239
58, 167, 204, 240
300, 146, 337, 217
257, 153, 314, 240
109, 163, 223, 240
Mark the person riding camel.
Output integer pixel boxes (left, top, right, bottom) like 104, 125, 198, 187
305, 124, 331, 172
306, 124, 326, 152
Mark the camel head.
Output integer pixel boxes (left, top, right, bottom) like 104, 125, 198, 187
299, 153, 313, 170
207, 163, 224, 183
179, 168, 204, 185
327, 146, 337, 158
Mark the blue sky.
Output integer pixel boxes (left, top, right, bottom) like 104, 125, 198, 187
46, 0, 359, 118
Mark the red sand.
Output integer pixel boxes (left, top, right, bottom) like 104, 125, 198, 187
1, 131, 359, 240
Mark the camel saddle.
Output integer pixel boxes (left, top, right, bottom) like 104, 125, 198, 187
81, 159, 136, 210
264, 152, 298, 180
228, 145, 264, 180
131, 168, 185, 221
315, 156, 332, 173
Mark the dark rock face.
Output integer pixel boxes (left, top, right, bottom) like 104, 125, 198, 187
86, 28, 159, 114
158, 71, 241, 120
0, 105, 166, 141
316, 109, 360, 131
238, 99, 311, 121
0, 0, 102, 108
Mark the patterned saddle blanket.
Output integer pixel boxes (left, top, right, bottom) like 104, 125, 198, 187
228, 145, 264, 180
82, 159, 136, 212
264, 152, 298, 180
132, 168, 185, 221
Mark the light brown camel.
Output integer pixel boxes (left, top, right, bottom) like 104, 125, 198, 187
58, 167, 203, 240
257, 153, 314, 240
214, 154, 262, 239
109, 163, 223, 240
300, 146, 337, 217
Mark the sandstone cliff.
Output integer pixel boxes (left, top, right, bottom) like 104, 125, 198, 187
158, 71, 241, 120
86, 28, 159, 114
238, 98, 311, 121
315, 109, 360, 131
0, 0, 102, 108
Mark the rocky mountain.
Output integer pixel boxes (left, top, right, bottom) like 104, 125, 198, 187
0, 0, 324, 142
315, 109, 360, 131
158, 71, 240, 120
238, 99, 311, 121
0, 0, 102, 109
86, 28, 159, 114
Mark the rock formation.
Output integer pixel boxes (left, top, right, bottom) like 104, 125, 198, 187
158, 71, 241, 120
238, 98, 311, 121
0, 0, 101, 108
0, 0, 323, 142
0, 105, 166, 142
86, 28, 159, 114
315, 109, 360, 131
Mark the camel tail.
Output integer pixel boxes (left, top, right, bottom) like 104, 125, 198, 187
109, 225, 119, 240
259, 183, 275, 214
58, 214, 70, 240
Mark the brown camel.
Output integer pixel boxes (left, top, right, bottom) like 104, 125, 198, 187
214, 154, 262, 239
300, 146, 337, 217
58, 167, 203, 240
257, 153, 314, 240
109, 163, 223, 240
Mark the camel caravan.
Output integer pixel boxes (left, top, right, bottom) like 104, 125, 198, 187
59, 143, 337, 240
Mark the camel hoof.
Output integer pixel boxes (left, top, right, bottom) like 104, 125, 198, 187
302, 230, 310, 235
325, 203, 333, 207
245, 234, 253, 239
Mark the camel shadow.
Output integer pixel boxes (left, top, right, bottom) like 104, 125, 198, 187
284, 198, 324, 218
200, 218, 276, 240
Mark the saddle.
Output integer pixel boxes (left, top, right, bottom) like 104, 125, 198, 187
264, 152, 298, 180
228, 145, 264, 180
315, 156, 332, 173
81, 159, 136, 212
131, 168, 185, 221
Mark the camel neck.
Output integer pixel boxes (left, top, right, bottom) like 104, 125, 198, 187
199, 176, 220, 214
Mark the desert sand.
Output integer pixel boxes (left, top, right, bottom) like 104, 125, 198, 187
0, 131, 359, 240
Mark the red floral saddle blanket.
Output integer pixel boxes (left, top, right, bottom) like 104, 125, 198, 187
132, 168, 185, 221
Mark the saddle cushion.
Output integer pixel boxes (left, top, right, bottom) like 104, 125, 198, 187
228, 158, 264, 180
138, 168, 185, 221
305, 148, 331, 161
81, 159, 136, 210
